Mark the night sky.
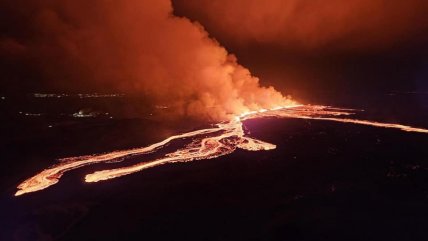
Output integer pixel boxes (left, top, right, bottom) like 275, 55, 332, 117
173, 0, 428, 96
1, 0, 427, 98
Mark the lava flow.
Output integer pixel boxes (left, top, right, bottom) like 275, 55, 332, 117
15, 105, 428, 196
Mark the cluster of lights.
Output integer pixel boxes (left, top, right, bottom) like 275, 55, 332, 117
18, 112, 43, 117
33, 93, 124, 98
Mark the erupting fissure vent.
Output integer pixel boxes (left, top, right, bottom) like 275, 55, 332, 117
15, 105, 428, 196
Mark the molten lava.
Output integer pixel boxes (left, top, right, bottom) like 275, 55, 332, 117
15, 105, 428, 196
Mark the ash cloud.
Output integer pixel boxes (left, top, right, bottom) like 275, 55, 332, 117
0, 0, 293, 120
174, 0, 428, 52
173, 0, 428, 97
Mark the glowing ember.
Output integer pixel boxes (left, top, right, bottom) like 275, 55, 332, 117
15, 105, 428, 196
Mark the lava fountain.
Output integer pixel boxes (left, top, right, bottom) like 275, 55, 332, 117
15, 105, 428, 196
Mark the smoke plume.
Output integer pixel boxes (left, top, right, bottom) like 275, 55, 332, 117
0, 0, 294, 120
175, 0, 428, 52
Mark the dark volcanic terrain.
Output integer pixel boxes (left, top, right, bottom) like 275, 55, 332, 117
1, 93, 428, 241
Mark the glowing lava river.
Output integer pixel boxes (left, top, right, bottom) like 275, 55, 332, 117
15, 105, 428, 196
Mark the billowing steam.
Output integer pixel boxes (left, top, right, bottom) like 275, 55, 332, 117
175, 0, 428, 52
0, 0, 294, 120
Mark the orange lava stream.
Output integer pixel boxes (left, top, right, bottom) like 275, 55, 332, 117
85, 121, 276, 183
15, 127, 224, 196
270, 106, 428, 134
15, 105, 428, 196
